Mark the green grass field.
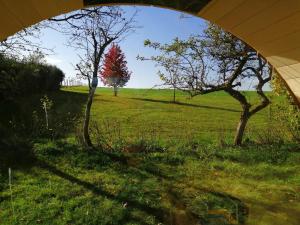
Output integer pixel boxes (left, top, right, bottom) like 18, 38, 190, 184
72, 87, 277, 142
0, 87, 299, 225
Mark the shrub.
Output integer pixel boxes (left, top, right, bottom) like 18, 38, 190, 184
271, 71, 300, 143
273, 102, 300, 143
0, 54, 64, 101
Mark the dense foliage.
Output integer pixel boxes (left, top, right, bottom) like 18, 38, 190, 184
0, 54, 64, 101
100, 44, 131, 96
271, 71, 300, 143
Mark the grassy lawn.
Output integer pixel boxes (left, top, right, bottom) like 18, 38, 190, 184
75, 86, 276, 142
0, 87, 299, 225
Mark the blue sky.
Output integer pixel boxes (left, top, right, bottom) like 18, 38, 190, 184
39, 6, 269, 91
41, 6, 206, 88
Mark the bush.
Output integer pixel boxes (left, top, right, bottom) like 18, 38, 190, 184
271, 71, 300, 143
0, 54, 64, 101
273, 102, 300, 143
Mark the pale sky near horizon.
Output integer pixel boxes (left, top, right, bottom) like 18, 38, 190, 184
40, 6, 206, 88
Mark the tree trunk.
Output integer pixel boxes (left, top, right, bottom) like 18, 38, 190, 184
83, 87, 96, 147
234, 105, 250, 146
225, 89, 252, 146
173, 86, 176, 103
113, 86, 118, 96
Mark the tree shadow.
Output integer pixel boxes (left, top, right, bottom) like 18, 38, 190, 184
130, 97, 241, 113
102, 151, 175, 181
32, 141, 249, 225
0, 89, 88, 176
35, 159, 165, 223
48, 90, 88, 134
0, 90, 88, 141
36, 157, 249, 224
0, 136, 250, 224
0, 139, 37, 193
0, 140, 36, 172
202, 188, 249, 224
244, 197, 300, 223
93, 98, 114, 103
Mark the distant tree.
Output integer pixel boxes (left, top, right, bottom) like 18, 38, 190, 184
100, 44, 131, 96
138, 37, 207, 102
141, 24, 272, 145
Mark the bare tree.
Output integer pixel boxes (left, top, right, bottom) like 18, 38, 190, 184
50, 7, 137, 147
141, 24, 272, 145
203, 24, 272, 145
0, 23, 52, 58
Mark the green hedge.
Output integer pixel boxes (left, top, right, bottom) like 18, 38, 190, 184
0, 54, 64, 101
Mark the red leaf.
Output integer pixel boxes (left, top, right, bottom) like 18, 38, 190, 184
99, 43, 131, 87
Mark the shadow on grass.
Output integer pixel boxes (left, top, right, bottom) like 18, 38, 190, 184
0, 137, 164, 223
0, 90, 88, 139
0, 136, 250, 224
35, 157, 249, 224
31, 138, 249, 225
101, 152, 175, 181
47, 90, 88, 135
0, 140, 36, 172
244, 197, 300, 224
0, 89, 91, 191
0, 89, 88, 177
36, 159, 165, 223
130, 97, 241, 113
0, 139, 36, 192
93, 98, 114, 103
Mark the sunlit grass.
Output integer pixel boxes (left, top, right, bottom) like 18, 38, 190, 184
0, 87, 299, 225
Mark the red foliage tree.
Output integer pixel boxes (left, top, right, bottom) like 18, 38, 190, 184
100, 43, 131, 96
